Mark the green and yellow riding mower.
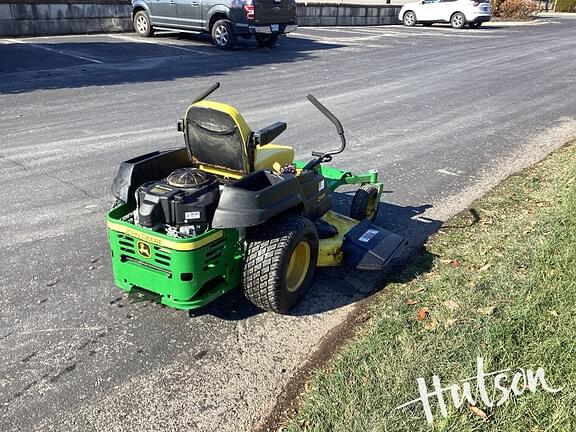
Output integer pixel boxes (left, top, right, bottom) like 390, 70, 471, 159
107, 83, 406, 313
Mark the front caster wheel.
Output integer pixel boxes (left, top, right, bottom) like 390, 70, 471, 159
243, 215, 318, 313
350, 184, 380, 221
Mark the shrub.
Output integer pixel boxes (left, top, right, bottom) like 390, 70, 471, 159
498, 0, 539, 18
490, 0, 505, 14
555, 0, 576, 12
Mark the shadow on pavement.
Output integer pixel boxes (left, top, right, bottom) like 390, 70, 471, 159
0, 34, 343, 94
192, 193, 445, 321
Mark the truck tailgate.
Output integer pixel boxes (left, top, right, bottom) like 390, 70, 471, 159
254, 0, 296, 24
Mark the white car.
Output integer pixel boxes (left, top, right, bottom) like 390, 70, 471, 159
399, 0, 491, 29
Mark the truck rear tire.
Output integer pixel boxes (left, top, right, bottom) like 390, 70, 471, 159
212, 19, 236, 50
243, 215, 318, 313
256, 34, 279, 48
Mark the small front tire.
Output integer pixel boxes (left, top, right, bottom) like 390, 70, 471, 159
403, 11, 416, 26
450, 12, 466, 29
350, 184, 380, 221
243, 215, 318, 313
133, 11, 153, 37
212, 19, 236, 50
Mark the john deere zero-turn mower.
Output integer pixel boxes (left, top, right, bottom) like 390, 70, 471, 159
107, 83, 406, 313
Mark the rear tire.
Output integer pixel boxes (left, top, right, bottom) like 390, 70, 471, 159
350, 184, 380, 221
212, 19, 236, 50
403, 11, 416, 26
243, 215, 318, 313
470, 22, 482, 28
450, 12, 466, 29
256, 33, 279, 48
133, 11, 153, 37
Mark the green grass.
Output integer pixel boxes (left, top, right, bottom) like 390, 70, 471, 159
284, 142, 576, 432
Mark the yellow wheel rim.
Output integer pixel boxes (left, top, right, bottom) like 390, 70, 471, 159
286, 241, 311, 293
366, 196, 378, 220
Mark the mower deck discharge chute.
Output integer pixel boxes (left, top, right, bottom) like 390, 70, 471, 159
107, 83, 406, 313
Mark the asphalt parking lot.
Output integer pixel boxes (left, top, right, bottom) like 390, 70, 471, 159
1, 17, 576, 431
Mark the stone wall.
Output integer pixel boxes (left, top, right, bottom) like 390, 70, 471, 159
297, 3, 401, 26
0, 0, 131, 36
0, 0, 401, 37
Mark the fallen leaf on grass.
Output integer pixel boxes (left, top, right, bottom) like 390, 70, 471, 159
479, 263, 492, 272
450, 259, 460, 268
469, 406, 489, 420
443, 300, 459, 311
444, 318, 457, 329
417, 308, 429, 321
412, 286, 427, 293
404, 299, 418, 305
478, 306, 496, 316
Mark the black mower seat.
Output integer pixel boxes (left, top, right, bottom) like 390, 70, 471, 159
184, 100, 293, 179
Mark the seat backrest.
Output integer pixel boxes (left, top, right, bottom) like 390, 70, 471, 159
184, 100, 252, 177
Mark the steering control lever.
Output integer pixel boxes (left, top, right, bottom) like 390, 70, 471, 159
303, 95, 347, 171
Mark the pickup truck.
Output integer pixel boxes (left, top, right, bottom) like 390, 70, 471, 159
131, 0, 298, 49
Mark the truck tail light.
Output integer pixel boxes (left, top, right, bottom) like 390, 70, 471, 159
244, 5, 255, 19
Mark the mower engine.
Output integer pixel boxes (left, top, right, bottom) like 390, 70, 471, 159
135, 167, 220, 238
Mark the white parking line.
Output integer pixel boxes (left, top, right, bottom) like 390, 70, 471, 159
300, 25, 497, 38
108, 34, 215, 56
5, 38, 103, 63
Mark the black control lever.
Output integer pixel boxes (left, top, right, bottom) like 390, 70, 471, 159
307, 94, 344, 136
192, 82, 220, 104
302, 94, 347, 171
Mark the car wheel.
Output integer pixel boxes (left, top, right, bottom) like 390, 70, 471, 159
212, 19, 236, 50
242, 215, 318, 313
256, 34, 279, 48
450, 12, 466, 29
133, 11, 154, 37
403, 11, 416, 26
470, 22, 482, 28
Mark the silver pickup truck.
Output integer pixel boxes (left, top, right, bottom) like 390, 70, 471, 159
131, 0, 298, 49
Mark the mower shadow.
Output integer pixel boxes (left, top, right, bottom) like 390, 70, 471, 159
191, 191, 443, 320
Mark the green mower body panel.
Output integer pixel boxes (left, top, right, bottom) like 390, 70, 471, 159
107, 204, 242, 310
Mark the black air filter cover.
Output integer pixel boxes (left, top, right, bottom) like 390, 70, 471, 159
167, 168, 213, 188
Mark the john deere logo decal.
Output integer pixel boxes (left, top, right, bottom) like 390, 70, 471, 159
137, 241, 151, 258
